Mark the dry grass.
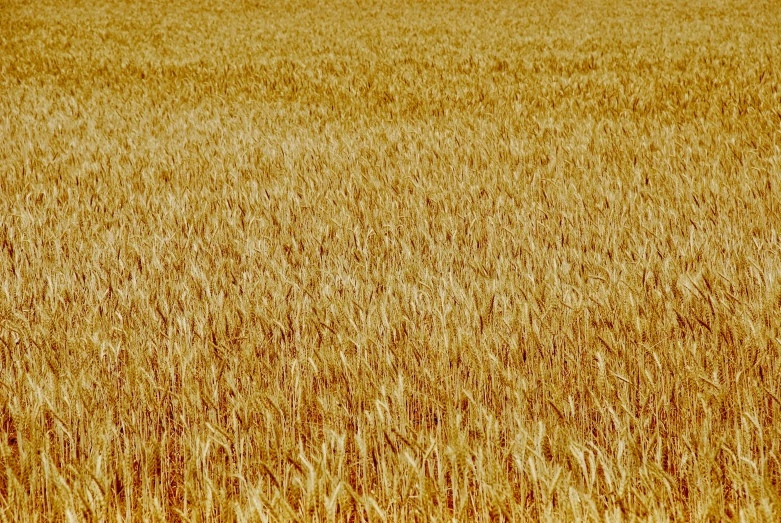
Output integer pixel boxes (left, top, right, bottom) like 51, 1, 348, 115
1, 0, 781, 520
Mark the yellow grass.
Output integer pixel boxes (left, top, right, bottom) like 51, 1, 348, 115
1, 0, 781, 520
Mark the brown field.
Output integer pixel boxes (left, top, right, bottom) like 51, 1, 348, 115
1, 0, 781, 520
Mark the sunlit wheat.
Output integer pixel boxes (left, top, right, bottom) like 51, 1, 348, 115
1, 0, 780, 520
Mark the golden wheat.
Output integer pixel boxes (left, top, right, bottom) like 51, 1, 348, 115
1, 0, 780, 520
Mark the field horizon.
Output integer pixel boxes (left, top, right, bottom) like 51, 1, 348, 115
1, 0, 781, 520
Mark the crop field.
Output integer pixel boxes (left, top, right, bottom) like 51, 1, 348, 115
1, 0, 781, 520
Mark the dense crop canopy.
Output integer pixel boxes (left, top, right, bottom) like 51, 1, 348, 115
1, 0, 780, 520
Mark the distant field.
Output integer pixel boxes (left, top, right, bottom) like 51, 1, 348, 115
1, 0, 780, 520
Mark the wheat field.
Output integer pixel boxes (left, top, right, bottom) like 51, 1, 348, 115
1, 0, 781, 520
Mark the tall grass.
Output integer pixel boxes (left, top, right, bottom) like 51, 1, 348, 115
1, 0, 780, 520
